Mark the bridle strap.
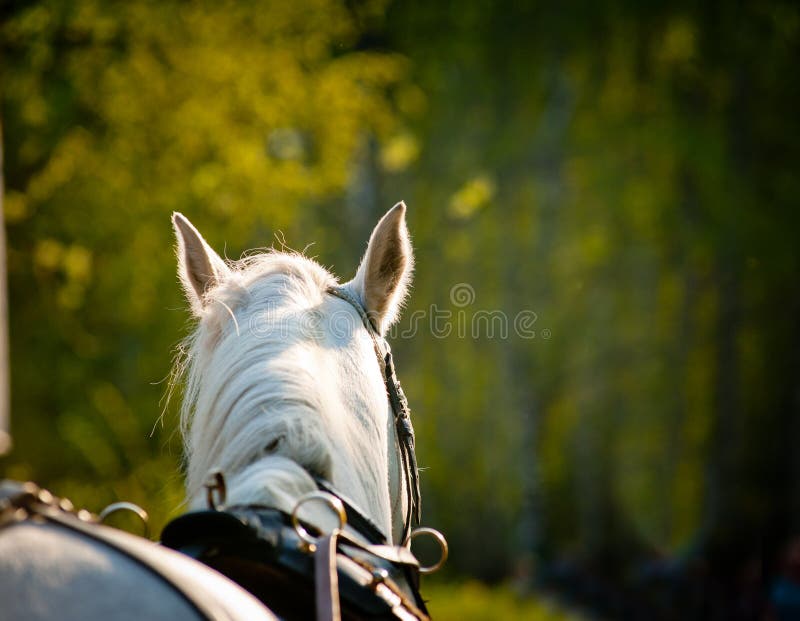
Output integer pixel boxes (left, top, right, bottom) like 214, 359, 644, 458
383, 350, 422, 542
326, 286, 421, 544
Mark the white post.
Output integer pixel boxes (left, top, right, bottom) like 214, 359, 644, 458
0, 121, 10, 455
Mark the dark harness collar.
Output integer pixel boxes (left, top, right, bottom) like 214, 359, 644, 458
325, 286, 422, 545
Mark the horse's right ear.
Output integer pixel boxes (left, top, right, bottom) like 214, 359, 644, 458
172, 212, 229, 315
349, 202, 413, 334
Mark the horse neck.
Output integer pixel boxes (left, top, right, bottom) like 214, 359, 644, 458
180, 285, 395, 539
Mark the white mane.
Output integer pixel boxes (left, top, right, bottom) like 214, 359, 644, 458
172, 204, 413, 543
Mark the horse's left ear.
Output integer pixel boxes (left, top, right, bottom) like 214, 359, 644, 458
350, 202, 414, 334
172, 212, 230, 316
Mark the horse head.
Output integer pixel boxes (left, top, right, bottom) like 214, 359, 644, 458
172, 203, 415, 544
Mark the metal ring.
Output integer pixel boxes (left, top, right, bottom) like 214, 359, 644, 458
205, 470, 227, 510
98, 502, 150, 538
291, 491, 347, 547
410, 527, 448, 574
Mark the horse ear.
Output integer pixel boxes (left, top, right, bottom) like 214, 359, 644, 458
350, 202, 414, 334
172, 212, 229, 315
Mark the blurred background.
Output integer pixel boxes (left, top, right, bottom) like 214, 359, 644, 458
1, 1, 799, 619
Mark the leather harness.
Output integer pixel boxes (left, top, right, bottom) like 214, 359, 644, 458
161, 498, 430, 621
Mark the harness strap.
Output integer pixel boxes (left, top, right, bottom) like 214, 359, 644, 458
383, 351, 422, 541
334, 529, 420, 570
326, 286, 422, 544
315, 531, 342, 621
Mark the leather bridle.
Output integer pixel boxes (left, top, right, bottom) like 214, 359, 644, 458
326, 286, 421, 546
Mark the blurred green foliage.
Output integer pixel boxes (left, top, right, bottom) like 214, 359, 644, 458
424, 581, 587, 621
2, 0, 799, 617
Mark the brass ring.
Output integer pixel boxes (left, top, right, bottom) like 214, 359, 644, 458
291, 492, 347, 547
98, 502, 150, 538
410, 527, 449, 574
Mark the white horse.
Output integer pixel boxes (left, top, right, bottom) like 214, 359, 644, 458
0, 203, 419, 620
173, 202, 414, 544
